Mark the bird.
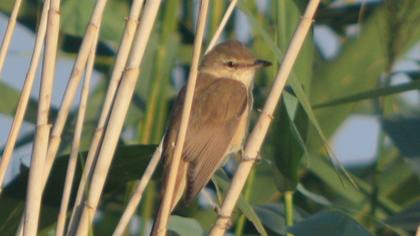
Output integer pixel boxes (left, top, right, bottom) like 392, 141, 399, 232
150, 40, 271, 235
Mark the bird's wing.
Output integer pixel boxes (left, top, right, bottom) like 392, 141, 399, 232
188, 74, 248, 201
162, 73, 248, 204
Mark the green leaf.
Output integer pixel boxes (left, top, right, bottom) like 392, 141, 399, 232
310, 0, 420, 145
270, 98, 308, 191
0, 81, 49, 123
383, 116, 420, 157
289, 210, 373, 236
313, 80, 420, 108
254, 203, 306, 235
385, 201, 420, 231
254, 204, 286, 235
168, 215, 205, 236
296, 184, 331, 206
60, 0, 129, 43
0, 144, 158, 233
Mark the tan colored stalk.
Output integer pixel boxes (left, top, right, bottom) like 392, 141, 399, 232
67, 0, 145, 228
113, 1, 237, 231
205, 0, 238, 53
23, 0, 61, 234
41, 0, 109, 188
0, 0, 50, 193
112, 142, 163, 236
155, 1, 209, 235
55, 38, 97, 236
209, 1, 320, 235
68, 2, 162, 235
0, 0, 23, 75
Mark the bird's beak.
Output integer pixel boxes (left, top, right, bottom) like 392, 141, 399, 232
254, 59, 272, 68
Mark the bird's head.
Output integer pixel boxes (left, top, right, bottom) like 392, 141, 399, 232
200, 40, 271, 87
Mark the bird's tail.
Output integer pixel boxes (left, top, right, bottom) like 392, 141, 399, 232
149, 161, 188, 236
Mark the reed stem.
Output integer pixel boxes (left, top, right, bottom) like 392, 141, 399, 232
23, 0, 61, 234
0, 0, 23, 76
55, 37, 97, 236
0, 0, 50, 194
68, 2, 162, 235
209, 1, 320, 235
154, 1, 209, 235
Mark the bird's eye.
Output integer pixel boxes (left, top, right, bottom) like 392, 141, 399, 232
226, 61, 235, 68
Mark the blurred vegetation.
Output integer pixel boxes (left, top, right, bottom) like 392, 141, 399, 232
1, 0, 420, 235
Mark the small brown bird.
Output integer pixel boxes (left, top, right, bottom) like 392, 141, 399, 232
151, 40, 270, 235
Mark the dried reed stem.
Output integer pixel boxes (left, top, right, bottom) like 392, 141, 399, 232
154, 1, 209, 235
67, 0, 145, 228
112, 142, 163, 236
41, 0, 108, 189
55, 37, 97, 236
0, 0, 23, 75
68, 2, 162, 235
205, 0, 238, 53
23, 0, 61, 234
209, 1, 320, 235
0, 0, 50, 193
114, 1, 237, 232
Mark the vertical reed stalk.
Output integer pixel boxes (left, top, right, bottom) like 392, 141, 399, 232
55, 38, 97, 236
67, 0, 145, 228
0, 0, 23, 75
23, 0, 61, 234
112, 143, 163, 236
16, 0, 108, 232
154, 1, 209, 235
205, 0, 238, 53
41, 0, 109, 188
0, 0, 50, 193
68, 2, 162, 235
234, 168, 256, 236
209, 1, 320, 235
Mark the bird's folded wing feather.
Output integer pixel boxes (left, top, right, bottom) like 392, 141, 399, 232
163, 73, 248, 203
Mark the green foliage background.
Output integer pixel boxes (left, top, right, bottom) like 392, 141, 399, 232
0, 0, 420, 235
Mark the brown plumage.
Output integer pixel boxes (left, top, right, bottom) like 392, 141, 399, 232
150, 41, 270, 236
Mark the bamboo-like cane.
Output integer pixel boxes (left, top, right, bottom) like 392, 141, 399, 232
55, 37, 97, 236
112, 142, 163, 236
41, 0, 109, 189
23, 0, 61, 235
0, 0, 50, 193
154, 1, 209, 235
67, 0, 145, 229
209, 1, 320, 235
67, 2, 162, 235
0, 0, 23, 76
205, 0, 238, 54
113, 1, 238, 232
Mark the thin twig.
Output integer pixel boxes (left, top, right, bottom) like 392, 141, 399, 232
209, 1, 320, 235
22, 0, 61, 234
205, 0, 238, 54
67, 0, 145, 229
55, 35, 97, 236
0, 0, 50, 193
68, 2, 162, 235
155, 1, 209, 235
0, 0, 23, 76
112, 142, 163, 236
